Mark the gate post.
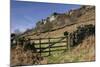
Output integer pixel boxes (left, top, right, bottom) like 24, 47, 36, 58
64, 31, 68, 50
39, 38, 41, 56
68, 33, 71, 51
48, 37, 51, 56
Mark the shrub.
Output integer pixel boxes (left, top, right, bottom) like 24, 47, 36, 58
64, 31, 69, 36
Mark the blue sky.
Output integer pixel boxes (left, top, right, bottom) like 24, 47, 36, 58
11, 0, 81, 33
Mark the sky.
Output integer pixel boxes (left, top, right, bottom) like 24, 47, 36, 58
11, 0, 81, 33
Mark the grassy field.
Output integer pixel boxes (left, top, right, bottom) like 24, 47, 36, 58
11, 35, 95, 66
47, 35, 95, 64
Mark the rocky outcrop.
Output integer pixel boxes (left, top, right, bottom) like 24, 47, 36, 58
34, 5, 95, 33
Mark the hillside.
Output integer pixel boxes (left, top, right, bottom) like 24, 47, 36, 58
22, 5, 95, 39
11, 35, 95, 66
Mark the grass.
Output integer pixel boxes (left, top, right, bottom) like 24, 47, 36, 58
11, 29, 95, 66
45, 35, 95, 64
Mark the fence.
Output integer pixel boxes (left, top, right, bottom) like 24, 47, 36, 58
29, 36, 70, 57
11, 24, 95, 57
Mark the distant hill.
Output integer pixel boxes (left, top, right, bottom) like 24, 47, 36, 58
21, 5, 95, 38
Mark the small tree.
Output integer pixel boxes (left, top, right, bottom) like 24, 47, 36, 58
64, 31, 69, 37
14, 29, 21, 35
53, 12, 58, 16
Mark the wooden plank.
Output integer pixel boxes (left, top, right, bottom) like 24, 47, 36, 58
42, 49, 66, 53
36, 45, 66, 49
29, 37, 66, 40
35, 41, 67, 45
